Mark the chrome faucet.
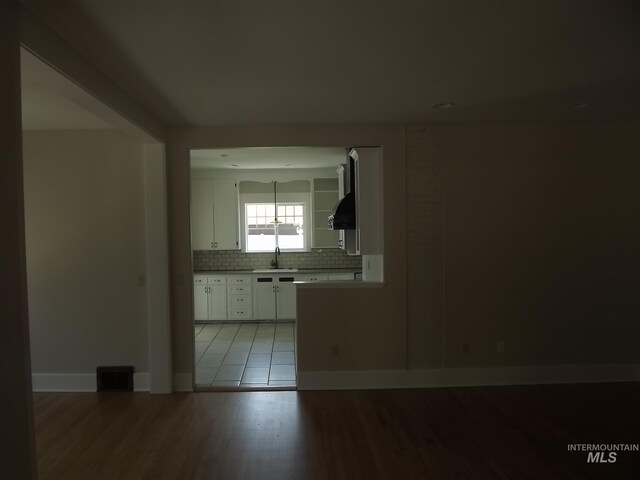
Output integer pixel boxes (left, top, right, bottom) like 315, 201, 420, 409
271, 246, 280, 269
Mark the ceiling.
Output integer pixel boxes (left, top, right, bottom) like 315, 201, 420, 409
191, 147, 347, 169
23, 0, 640, 125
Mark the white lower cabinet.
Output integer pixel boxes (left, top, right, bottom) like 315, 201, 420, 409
194, 284, 209, 321
227, 275, 253, 320
299, 273, 355, 281
254, 276, 297, 320
327, 273, 356, 281
194, 271, 356, 321
255, 279, 277, 319
300, 274, 328, 281
275, 281, 296, 320
194, 276, 227, 321
208, 285, 227, 320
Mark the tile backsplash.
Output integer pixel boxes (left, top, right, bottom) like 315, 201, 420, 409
193, 249, 362, 271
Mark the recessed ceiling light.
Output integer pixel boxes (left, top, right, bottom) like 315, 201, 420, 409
571, 102, 589, 109
432, 102, 455, 109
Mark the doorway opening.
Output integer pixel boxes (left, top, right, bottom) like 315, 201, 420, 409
189, 146, 365, 390
21, 48, 170, 394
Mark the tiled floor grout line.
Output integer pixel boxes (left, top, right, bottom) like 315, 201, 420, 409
194, 326, 210, 365
198, 326, 216, 358
211, 324, 242, 385
235, 324, 258, 385
265, 325, 276, 386
197, 324, 223, 363
195, 322, 296, 387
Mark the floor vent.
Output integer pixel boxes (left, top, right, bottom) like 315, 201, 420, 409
97, 366, 134, 392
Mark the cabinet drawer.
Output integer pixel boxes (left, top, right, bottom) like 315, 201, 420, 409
207, 276, 227, 285
228, 294, 252, 306
194, 276, 207, 285
228, 307, 252, 319
227, 276, 251, 285
300, 274, 328, 282
328, 273, 355, 281
228, 285, 251, 295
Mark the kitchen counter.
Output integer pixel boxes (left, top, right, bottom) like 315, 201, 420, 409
194, 268, 360, 275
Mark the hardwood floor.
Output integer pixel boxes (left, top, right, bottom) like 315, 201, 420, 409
34, 383, 640, 479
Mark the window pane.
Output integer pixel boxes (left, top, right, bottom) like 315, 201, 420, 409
247, 202, 306, 251
247, 226, 276, 251
277, 217, 304, 249
266, 204, 275, 217
277, 225, 304, 249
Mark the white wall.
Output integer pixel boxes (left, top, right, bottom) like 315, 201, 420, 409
406, 122, 640, 369
23, 129, 149, 378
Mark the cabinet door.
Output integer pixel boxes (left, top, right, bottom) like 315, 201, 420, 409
354, 147, 382, 255
300, 274, 328, 281
255, 282, 276, 320
194, 285, 209, 321
336, 166, 347, 250
191, 180, 215, 250
212, 180, 239, 250
276, 283, 296, 320
208, 285, 227, 320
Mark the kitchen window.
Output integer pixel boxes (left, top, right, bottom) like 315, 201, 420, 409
245, 203, 306, 252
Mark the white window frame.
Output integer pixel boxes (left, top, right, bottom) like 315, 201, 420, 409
244, 202, 308, 252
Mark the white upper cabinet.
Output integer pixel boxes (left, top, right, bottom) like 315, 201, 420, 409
191, 180, 215, 250
190, 179, 240, 251
353, 147, 383, 256
212, 180, 239, 250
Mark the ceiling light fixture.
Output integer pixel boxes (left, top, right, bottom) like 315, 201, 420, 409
270, 181, 281, 225
432, 102, 455, 110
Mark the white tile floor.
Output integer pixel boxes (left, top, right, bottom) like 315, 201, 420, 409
194, 322, 296, 388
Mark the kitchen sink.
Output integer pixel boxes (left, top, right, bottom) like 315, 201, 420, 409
252, 268, 299, 273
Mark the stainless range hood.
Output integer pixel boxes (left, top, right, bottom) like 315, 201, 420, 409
328, 149, 357, 230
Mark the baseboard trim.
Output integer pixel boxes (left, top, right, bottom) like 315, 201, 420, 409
133, 373, 150, 392
297, 364, 640, 390
172, 373, 193, 392
32, 373, 150, 392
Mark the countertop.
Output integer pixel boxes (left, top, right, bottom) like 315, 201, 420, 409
194, 268, 360, 275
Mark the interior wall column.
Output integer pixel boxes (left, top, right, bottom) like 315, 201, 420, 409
0, 1, 38, 478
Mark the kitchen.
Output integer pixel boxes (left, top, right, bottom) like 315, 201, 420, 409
190, 146, 383, 388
